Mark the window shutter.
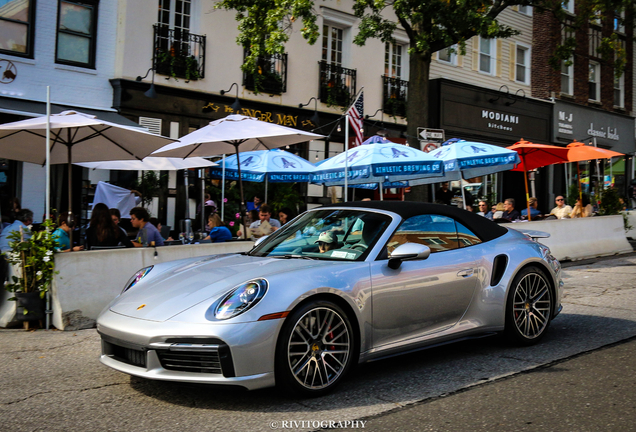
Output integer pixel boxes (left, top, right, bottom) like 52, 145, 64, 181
457, 52, 463, 68
472, 38, 479, 71
509, 42, 516, 81
496, 39, 503, 77
139, 117, 162, 135
511, 5, 519, 11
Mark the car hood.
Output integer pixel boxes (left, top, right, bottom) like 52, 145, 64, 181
109, 253, 335, 322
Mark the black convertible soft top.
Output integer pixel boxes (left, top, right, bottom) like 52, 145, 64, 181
322, 201, 509, 243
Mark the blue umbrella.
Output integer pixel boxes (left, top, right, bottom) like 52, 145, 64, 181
430, 139, 520, 207
209, 148, 315, 201
311, 136, 444, 200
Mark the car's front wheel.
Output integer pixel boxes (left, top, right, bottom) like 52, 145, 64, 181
275, 300, 356, 397
505, 266, 553, 345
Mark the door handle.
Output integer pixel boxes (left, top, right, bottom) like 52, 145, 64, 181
457, 268, 474, 277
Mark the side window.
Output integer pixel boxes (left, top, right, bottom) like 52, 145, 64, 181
387, 214, 460, 255
456, 221, 482, 248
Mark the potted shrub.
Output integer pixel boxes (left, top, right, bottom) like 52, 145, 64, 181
3, 219, 57, 329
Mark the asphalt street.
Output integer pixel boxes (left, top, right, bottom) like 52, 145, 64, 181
1, 254, 636, 432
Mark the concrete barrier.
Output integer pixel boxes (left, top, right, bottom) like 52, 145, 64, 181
622, 211, 636, 240
0, 241, 253, 329
511, 215, 632, 261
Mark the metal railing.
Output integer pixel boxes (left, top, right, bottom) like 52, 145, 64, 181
382, 75, 408, 117
318, 61, 356, 107
242, 50, 288, 94
153, 24, 206, 81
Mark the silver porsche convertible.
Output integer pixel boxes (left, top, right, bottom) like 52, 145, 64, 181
97, 202, 563, 396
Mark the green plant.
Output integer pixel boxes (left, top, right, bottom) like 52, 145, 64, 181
598, 186, 623, 216
132, 171, 166, 208
156, 50, 200, 82
324, 79, 351, 108
4, 219, 58, 301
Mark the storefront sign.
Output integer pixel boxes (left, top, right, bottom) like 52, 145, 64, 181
553, 100, 634, 153
432, 79, 552, 143
202, 103, 304, 128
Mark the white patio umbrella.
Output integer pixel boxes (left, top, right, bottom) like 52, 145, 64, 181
153, 114, 323, 238
76, 156, 217, 171
0, 110, 176, 243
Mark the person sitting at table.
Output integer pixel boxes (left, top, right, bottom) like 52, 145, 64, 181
570, 196, 594, 218
148, 217, 173, 241
501, 198, 521, 222
521, 197, 542, 220
492, 202, 505, 220
109, 208, 129, 237
236, 210, 259, 239
53, 214, 83, 252
130, 207, 164, 247
477, 201, 493, 220
246, 195, 263, 212
550, 195, 572, 219
86, 203, 133, 250
203, 214, 232, 243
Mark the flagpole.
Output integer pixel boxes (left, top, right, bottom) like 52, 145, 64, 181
45, 87, 51, 222
344, 114, 349, 202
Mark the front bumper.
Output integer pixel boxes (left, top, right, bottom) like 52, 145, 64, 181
97, 309, 282, 390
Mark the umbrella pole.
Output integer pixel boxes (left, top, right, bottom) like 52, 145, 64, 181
265, 177, 268, 203
577, 161, 583, 201
234, 145, 247, 240
344, 114, 349, 202
521, 154, 531, 221
45, 86, 51, 332
200, 168, 205, 235
221, 154, 225, 221
460, 174, 467, 210
379, 183, 384, 201
67, 131, 73, 248
183, 170, 190, 219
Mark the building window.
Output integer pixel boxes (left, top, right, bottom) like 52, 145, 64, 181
515, 44, 530, 84
518, 5, 532, 16
437, 45, 456, 66
0, 0, 36, 57
562, 0, 574, 14
385, 42, 403, 77
614, 10, 625, 33
322, 24, 343, 66
561, 59, 573, 95
589, 61, 600, 102
614, 74, 624, 107
56, 0, 98, 68
158, 0, 190, 32
479, 37, 495, 74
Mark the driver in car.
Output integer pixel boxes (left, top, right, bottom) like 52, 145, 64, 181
316, 231, 338, 253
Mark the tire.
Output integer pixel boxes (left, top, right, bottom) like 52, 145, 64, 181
504, 266, 553, 346
275, 300, 356, 397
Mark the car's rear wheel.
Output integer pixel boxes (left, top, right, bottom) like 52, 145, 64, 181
275, 300, 355, 397
505, 266, 553, 345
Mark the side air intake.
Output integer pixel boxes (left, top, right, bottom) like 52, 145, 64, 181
490, 254, 508, 286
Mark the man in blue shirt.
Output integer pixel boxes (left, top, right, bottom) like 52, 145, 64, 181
521, 197, 542, 219
130, 207, 164, 247
0, 209, 33, 253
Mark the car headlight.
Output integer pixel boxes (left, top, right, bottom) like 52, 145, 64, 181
122, 266, 153, 294
215, 279, 268, 320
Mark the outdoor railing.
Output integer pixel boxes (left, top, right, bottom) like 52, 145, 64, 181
153, 24, 206, 81
243, 50, 288, 95
319, 61, 356, 107
382, 75, 408, 117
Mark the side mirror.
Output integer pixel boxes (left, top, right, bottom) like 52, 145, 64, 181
253, 235, 269, 248
388, 243, 431, 270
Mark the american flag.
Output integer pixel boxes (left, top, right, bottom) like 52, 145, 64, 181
346, 91, 364, 148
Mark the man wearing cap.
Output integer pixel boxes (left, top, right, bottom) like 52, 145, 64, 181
316, 231, 337, 253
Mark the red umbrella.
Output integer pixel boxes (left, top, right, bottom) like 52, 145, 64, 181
566, 141, 624, 201
507, 139, 570, 220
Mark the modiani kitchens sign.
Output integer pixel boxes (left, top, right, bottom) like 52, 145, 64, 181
553, 100, 634, 154
433, 79, 552, 143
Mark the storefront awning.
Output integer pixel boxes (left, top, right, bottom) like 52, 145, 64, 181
0, 96, 141, 128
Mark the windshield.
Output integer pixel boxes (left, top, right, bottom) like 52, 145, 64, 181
249, 209, 392, 261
